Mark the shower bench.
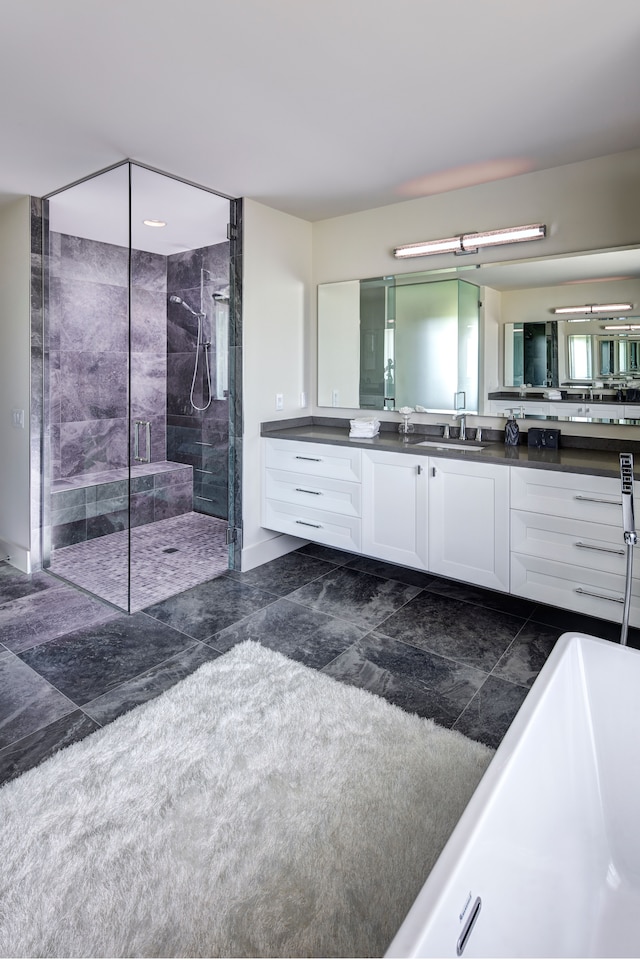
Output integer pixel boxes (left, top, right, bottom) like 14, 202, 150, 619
49, 461, 194, 550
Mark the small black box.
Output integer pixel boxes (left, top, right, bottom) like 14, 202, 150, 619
527, 428, 560, 449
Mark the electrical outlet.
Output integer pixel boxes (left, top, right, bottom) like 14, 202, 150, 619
275, 393, 284, 411
332, 389, 339, 407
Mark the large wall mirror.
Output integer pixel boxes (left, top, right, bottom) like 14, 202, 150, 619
317, 274, 480, 414
318, 245, 640, 426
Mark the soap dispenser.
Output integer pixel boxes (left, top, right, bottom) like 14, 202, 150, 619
505, 413, 520, 446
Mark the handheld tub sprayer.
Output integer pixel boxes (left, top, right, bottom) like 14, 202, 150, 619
620, 453, 637, 646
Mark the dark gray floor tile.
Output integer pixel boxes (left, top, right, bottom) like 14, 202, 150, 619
83, 641, 222, 725
493, 622, 560, 688
0, 566, 56, 606
19, 613, 195, 706
426, 576, 538, 619
323, 633, 487, 724
224, 551, 339, 596
376, 591, 525, 672
453, 675, 530, 749
210, 598, 367, 668
0, 656, 75, 749
0, 583, 116, 653
142, 577, 277, 641
344, 555, 436, 588
0, 709, 100, 787
528, 603, 621, 642
296, 544, 356, 566
288, 567, 421, 630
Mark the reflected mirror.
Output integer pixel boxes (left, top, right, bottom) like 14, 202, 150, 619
318, 275, 480, 414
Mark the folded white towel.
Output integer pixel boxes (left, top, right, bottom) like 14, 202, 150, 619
544, 390, 562, 399
349, 417, 380, 438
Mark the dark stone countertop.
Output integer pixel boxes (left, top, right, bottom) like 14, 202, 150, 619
261, 417, 640, 480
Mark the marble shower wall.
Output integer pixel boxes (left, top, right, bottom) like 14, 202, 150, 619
47, 234, 168, 480
47, 232, 230, 521
167, 241, 230, 520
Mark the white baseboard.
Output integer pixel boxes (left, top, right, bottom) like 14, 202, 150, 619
0, 538, 31, 574
240, 532, 307, 572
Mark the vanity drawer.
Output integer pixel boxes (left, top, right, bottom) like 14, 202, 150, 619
511, 510, 630, 578
511, 467, 626, 525
511, 553, 640, 627
264, 438, 361, 482
263, 498, 361, 552
264, 468, 361, 517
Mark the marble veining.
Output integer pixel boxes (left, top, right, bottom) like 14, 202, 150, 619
5, 540, 635, 788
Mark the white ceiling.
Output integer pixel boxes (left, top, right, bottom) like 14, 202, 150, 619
1, 0, 640, 226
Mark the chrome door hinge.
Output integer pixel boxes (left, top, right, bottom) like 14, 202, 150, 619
225, 526, 242, 546
226, 223, 238, 241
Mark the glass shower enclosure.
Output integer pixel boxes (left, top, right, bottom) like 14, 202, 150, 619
41, 161, 234, 613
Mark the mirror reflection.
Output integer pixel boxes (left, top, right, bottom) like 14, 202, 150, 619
504, 319, 640, 386
317, 275, 479, 413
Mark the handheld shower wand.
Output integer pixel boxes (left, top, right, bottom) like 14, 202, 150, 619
620, 453, 636, 646
169, 295, 212, 411
169, 295, 203, 318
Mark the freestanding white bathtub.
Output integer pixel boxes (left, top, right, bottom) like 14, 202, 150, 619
387, 632, 640, 958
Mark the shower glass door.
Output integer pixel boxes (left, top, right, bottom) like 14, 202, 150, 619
43, 161, 233, 613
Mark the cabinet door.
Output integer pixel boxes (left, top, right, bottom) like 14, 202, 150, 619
361, 450, 428, 569
428, 458, 510, 591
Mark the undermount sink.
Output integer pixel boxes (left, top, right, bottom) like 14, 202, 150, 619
413, 440, 486, 452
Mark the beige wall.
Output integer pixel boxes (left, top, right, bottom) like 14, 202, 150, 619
240, 199, 313, 569
0, 197, 31, 571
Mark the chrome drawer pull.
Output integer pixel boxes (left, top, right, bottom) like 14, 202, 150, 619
295, 487, 322, 495
575, 541, 625, 556
575, 586, 624, 604
295, 520, 322, 529
574, 495, 622, 506
295, 455, 322, 462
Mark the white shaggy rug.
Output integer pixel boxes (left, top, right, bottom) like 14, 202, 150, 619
0, 641, 493, 958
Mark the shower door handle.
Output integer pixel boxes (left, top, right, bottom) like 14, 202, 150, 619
134, 420, 151, 463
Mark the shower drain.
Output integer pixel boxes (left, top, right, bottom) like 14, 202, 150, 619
162, 547, 179, 554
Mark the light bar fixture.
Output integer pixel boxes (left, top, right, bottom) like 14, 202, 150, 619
603, 324, 640, 331
553, 303, 634, 315
393, 223, 546, 259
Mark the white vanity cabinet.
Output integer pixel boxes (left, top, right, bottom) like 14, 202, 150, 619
262, 439, 362, 552
428, 458, 510, 591
510, 467, 640, 626
547, 402, 622, 420
488, 399, 550, 418
361, 449, 428, 569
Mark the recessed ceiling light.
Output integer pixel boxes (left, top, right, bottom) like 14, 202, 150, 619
143, 219, 166, 228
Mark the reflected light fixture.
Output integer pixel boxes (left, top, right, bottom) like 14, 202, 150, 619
603, 324, 640, 331
393, 223, 546, 259
553, 303, 633, 315
143, 219, 167, 228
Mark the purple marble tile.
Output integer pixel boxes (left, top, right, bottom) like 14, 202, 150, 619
131, 249, 166, 293
59, 418, 128, 478
56, 234, 129, 286
58, 277, 128, 353
131, 287, 167, 353
154, 482, 193, 521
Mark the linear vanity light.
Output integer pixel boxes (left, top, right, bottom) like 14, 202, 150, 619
393, 223, 546, 259
603, 324, 640, 331
553, 303, 633, 315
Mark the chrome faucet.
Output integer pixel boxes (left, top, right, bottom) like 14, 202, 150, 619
453, 411, 467, 440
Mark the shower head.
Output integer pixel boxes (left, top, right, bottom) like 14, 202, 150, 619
169, 295, 203, 318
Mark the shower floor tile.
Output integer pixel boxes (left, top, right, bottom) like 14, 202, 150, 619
47, 512, 229, 611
